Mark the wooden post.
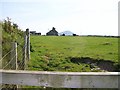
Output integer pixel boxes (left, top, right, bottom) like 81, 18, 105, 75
23, 34, 27, 70
26, 28, 30, 60
10, 42, 18, 89
11, 42, 17, 70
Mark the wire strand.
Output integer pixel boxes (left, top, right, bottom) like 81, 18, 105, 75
2, 31, 29, 70
0, 37, 26, 62
0, 48, 15, 62
3, 43, 27, 69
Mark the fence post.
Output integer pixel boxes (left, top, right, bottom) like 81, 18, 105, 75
23, 34, 27, 70
11, 42, 17, 70
10, 42, 18, 89
26, 28, 30, 60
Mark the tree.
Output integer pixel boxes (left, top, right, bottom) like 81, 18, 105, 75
13, 23, 18, 29
2, 17, 12, 32
7, 17, 12, 32
73, 34, 76, 36
62, 34, 65, 36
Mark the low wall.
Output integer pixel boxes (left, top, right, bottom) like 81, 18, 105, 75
0, 70, 119, 88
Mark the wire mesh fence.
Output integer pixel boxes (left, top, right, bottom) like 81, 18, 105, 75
2, 29, 30, 70
1, 29, 30, 89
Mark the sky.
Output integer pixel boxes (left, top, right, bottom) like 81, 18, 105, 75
0, 0, 119, 36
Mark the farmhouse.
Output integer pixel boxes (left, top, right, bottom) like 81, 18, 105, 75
46, 27, 58, 36
35, 32, 41, 35
30, 31, 41, 35
30, 31, 36, 35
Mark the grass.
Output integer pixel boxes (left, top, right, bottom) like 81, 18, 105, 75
28, 36, 118, 72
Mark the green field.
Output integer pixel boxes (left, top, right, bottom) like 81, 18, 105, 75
28, 36, 118, 72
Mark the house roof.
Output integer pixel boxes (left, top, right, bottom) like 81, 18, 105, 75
48, 29, 58, 33
47, 27, 58, 34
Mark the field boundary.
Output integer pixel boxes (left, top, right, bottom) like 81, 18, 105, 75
1, 70, 119, 88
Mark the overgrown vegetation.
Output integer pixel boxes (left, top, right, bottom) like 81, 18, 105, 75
29, 36, 118, 72
1, 17, 24, 69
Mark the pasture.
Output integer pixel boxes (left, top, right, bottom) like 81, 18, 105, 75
28, 36, 118, 72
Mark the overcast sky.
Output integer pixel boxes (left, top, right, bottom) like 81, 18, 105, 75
0, 0, 119, 35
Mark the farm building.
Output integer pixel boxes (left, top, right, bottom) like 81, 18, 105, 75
35, 32, 41, 35
46, 27, 58, 36
30, 31, 36, 35
30, 31, 41, 35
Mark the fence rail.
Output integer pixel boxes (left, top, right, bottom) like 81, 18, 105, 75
0, 70, 119, 88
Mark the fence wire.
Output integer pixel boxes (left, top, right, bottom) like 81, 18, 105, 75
2, 43, 27, 70
1, 30, 30, 89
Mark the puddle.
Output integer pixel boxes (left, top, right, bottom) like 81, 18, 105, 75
69, 57, 119, 72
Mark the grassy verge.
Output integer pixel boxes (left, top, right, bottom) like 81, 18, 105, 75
28, 36, 118, 72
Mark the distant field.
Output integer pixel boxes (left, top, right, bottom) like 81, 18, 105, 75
28, 36, 118, 72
